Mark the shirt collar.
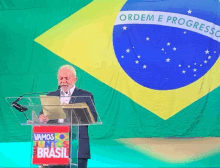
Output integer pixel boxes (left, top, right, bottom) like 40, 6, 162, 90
60, 85, 75, 96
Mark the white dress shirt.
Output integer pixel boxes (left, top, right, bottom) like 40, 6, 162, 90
58, 85, 75, 123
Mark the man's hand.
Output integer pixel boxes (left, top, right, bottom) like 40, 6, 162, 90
39, 114, 49, 123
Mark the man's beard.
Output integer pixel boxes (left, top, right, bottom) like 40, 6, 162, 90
60, 84, 70, 92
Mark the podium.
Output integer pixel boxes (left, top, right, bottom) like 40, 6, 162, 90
6, 95, 102, 168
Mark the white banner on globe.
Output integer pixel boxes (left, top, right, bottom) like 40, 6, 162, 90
115, 11, 220, 42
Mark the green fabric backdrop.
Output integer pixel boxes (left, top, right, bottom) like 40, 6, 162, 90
0, 0, 220, 142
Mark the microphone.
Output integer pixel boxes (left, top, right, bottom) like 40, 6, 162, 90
11, 96, 27, 112
11, 96, 30, 120
58, 85, 61, 90
12, 102, 28, 112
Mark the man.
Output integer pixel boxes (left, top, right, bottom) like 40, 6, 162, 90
39, 65, 97, 168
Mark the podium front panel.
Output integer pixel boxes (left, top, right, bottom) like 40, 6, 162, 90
32, 125, 71, 166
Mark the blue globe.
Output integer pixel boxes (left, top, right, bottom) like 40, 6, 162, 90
59, 134, 65, 140
113, 0, 220, 90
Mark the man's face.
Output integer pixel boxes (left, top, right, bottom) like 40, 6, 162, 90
58, 68, 76, 92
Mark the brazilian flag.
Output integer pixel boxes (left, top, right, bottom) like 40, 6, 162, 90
0, 0, 220, 143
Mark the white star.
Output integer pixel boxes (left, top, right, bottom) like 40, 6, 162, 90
166, 58, 171, 62
178, 64, 181, 67
194, 74, 196, 77
143, 65, 147, 69
162, 48, 164, 51
205, 49, 209, 54
146, 37, 150, 41
121, 55, 124, 58
135, 60, 139, 64
167, 42, 171, 46
204, 60, 208, 63
208, 56, 211, 59
194, 63, 196, 65
132, 47, 134, 48
184, 31, 187, 34
187, 10, 192, 14
173, 47, 177, 51
126, 49, 130, 53
188, 65, 190, 68
122, 26, 127, 30
193, 68, 197, 72
200, 64, 202, 66
137, 55, 141, 58
182, 70, 186, 74
214, 51, 216, 53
